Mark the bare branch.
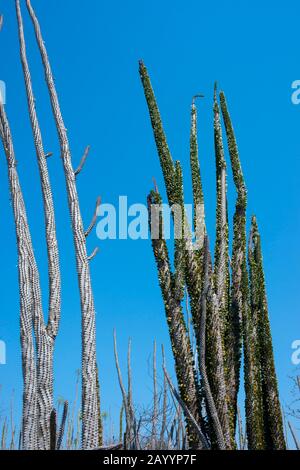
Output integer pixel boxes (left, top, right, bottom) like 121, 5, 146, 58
56, 401, 68, 450
25, 0, 99, 447
162, 366, 210, 450
50, 408, 57, 450
237, 406, 246, 450
288, 421, 300, 450
85, 196, 101, 238
15, 2, 62, 447
0, 98, 39, 450
92, 443, 123, 451
87, 247, 99, 261
113, 330, 131, 448
192, 94, 204, 104
16, 0, 61, 338
75, 145, 90, 177
159, 345, 168, 448
152, 176, 159, 193
127, 339, 134, 427
151, 340, 158, 448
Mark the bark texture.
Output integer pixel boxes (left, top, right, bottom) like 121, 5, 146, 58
26, 0, 99, 448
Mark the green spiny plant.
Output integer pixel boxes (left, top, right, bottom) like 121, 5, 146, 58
248, 216, 286, 449
140, 60, 286, 450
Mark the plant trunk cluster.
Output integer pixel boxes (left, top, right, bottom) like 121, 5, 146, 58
140, 61, 286, 450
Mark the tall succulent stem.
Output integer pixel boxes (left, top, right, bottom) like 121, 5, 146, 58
198, 236, 226, 449
26, 0, 99, 448
219, 91, 247, 438
248, 216, 286, 449
0, 105, 39, 449
139, 61, 202, 331
15, 0, 61, 449
190, 96, 205, 235
147, 190, 204, 448
211, 85, 231, 446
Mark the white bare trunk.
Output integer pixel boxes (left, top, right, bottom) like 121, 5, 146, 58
26, 0, 98, 448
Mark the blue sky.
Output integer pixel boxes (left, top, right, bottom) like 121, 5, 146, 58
0, 0, 299, 444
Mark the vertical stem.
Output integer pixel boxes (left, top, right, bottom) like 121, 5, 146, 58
209, 85, 231, 446
220, 91, 247, 436
26, 0, 98, 448
15, 0, 62, 448
249, 216, 286, 449
0, 104, 39, 450
151, 341, 158, 448
198, 237, 226, 449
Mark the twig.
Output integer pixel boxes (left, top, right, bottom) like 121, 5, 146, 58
162, 366, 210, 450
160, 345, 168, 448
88, 247, 99, 261
288, 421, 300, 450
92, 443, 123, 451
152, 177, 159, 193
237, 406, 245, 450
151, 341, 158, 449
192, 94, 204, 104
50, 408, 57, 450
74, 145, 90, 176
113, 330, 131, 448
57, 401, 68, 450
127, 339, 134, 427
85, 197, 101, 237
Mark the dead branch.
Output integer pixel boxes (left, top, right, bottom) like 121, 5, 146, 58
25, 0, 99, 447
88, 247, 99, 261
288, 421, 300, 450
75, 145, 90, 177
85, 196, 101, 238
163, 366, 210, 450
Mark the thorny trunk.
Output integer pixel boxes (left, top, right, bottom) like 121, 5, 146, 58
248, 217, 286, 450
0, 106, 42, 449
0, 108, 57, 450
198, 237, 226, 450
211, 85, 231, 447
147, 191, 204, 449
219, 91, 247, 437
25, 0, 99, 448
139, 61, 203, 331
15, 0, 61, 449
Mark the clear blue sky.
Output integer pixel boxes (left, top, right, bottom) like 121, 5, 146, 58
0, 0, 299, 444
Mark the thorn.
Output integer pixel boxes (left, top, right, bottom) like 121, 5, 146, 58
85, 196, 101, 238
74, 145, 90, 177
88, 247, 99, 262
152, 177, 159, 193
192, 94, 204, 105
214, 82, 218, 101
